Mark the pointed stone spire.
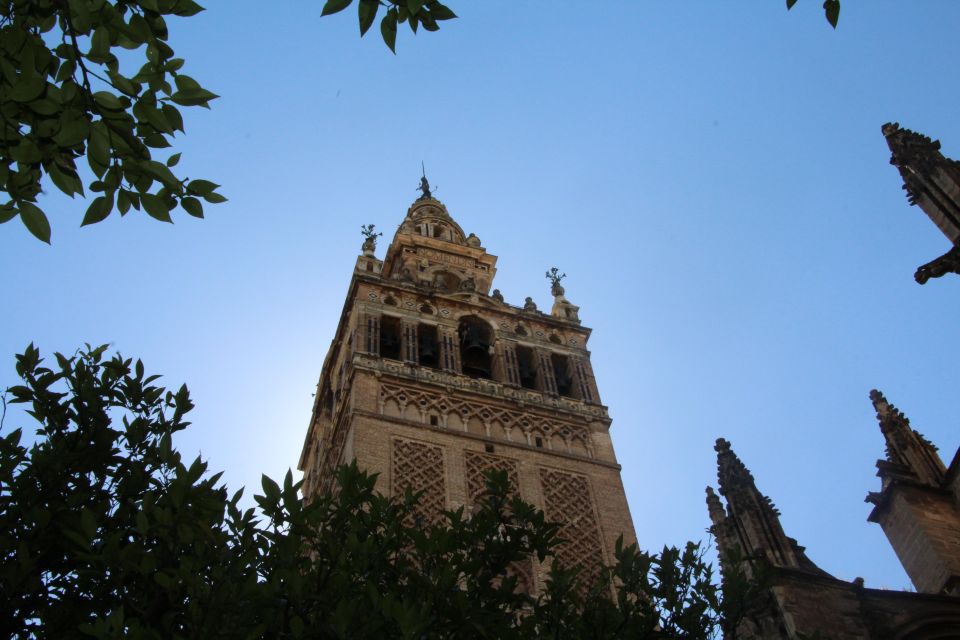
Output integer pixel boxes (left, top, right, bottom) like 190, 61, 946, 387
708, 438, 826, 576
870, 389, 945, 487
882, 123, 960, 283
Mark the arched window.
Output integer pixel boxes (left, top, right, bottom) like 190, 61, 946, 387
418, 323, 439, 368
516, 345, 538, 390
551, 353, 574, 398
458, 316, 493, 379
379, 316, 402, 360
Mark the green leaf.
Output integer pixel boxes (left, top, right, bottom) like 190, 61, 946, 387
428, 2, 457, 20
93, 91, 124, 111
10, 77, 46, 102
18, 202, 51, 243
0, 203, 17, 224
162, 104, 184, 132
11, 140, 42, 164
118, 189, 131, 214
170, 88, 219, 107
174, 74, 202, 92
140, 193, 172, 222
142, 160, 181, 189
261, 474, 281, 502
87, 123, 111, 177
54, 116, 90, 148
322, 0, 352, 16
89, 27, 111, 61
823, 0, 840, 27
786, 0, 798, 9
186, 179, 219, 196
173, 0, 205, 17
49, 163, 84, 198
82, 196, 112, 226
166, 152, 181, 167
180, 196, 203, 218
381, 8, 398, 53
358, 0, 379, 36
28, 98, 60, 116
407, 0, 424, 15
202, 192, 226, 204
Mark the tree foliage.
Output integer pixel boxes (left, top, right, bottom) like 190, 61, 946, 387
0, 0, 225, 243
320, 0, 457, 54
1, 345, 726, 639
787, 0, 841, 28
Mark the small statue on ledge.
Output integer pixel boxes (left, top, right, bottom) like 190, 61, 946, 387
523, 296, 538, 312
361, 224, 382, 256
491, 289, 504, 303
545, 266, 566, 297
416, 163, 434, 200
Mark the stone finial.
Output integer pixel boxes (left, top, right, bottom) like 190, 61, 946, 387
870, 389, 945, 487
883, 122, 943, 181
361, 224, 382, 257
545, 267, 566, 298
466, 233, 481, 248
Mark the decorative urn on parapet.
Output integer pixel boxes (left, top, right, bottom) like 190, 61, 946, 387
546, 267, 581, 324
361, 224, 382, 257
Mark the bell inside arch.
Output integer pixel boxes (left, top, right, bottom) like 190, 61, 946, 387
459, 318, 493, 379
418, 324, 438, 368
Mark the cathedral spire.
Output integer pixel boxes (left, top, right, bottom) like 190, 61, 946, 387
869, 389, 945, 487
882, 122, 960, 283
708, 438, 825, 576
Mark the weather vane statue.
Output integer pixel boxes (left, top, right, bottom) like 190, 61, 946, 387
545, 267, 566, 297
416, 162, 433, 200
361, 223, 382, 256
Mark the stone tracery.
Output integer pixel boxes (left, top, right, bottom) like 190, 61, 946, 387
538, 468, 605, 587
379, 382, 595, 458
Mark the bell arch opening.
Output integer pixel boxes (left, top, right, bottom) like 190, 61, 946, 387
379, 315, 402, 360
418, 323, 439, 368
458, 316, 493, 379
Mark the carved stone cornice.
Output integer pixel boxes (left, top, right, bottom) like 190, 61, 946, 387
352, 352, 610, 424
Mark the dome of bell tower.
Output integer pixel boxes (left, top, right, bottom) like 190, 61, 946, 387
397, 197, 468, 246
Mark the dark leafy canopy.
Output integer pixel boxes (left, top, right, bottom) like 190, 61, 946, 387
320, 0, 457, 54
787, 0, 841, 28
0, 0, 225, 243
1, 344, 728, 639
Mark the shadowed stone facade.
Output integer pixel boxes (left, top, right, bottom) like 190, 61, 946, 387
298, 189, 636, 591
709, 392, 960, 639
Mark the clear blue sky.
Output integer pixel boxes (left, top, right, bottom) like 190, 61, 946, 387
3, 1, 959, 591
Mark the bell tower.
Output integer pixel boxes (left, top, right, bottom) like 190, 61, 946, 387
298, 182, 636, 589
